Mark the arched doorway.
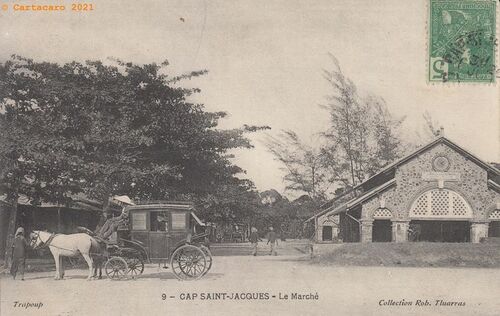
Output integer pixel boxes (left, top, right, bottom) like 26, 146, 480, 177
372, 208, 392, 242
409, 189, 472, 242
322, 226, 333, 241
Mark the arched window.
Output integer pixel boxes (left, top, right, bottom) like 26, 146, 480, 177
373, 208, 392, 219
489, 210, 500, 220
409, 189, 472, 219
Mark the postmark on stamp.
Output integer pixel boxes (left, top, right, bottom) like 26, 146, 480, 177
429, 0, 497, 83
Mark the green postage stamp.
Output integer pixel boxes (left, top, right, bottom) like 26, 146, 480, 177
429, 0, 497, 83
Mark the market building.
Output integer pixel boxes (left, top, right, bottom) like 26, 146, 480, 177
0, 195, 127, 259
307, 136, 500, 243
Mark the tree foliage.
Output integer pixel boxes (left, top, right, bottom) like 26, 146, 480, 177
322, 54, 404, 187
266, 54, 404, 200
264, 131, 330, 203
255, 191, 317, 239
0, 55, 268, 213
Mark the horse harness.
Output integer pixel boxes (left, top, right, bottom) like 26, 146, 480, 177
30, 232, 101, 255
31, 232, 59, 250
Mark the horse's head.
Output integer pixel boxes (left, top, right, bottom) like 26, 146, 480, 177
29, 230, 43, 249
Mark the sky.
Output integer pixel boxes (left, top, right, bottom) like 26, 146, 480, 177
1, 0, 498, 197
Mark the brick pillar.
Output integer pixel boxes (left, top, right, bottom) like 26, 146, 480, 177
360, 219, 373, 243
314, 217, 320, 242
470, 221, 489, 243
392, 221, 409, 242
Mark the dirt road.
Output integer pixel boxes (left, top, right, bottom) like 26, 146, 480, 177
1, 251, 499, 316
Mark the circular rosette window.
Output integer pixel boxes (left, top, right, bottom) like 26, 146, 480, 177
432, 155, 450, 172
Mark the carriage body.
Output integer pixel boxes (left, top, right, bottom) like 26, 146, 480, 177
118, 202, 212, 280
126, 203, 192, 262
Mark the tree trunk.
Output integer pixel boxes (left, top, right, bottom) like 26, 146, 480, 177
311, 165, 316, 200
57, 207, 62, 233
341, 94, 356, 187
102, 195, 111, 216
345, 113, 356, 186
3, 190, 18, 269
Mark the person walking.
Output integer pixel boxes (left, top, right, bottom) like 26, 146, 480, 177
249, 227, 259, 256
10, 227, 29, 280
266, 227, 278, 256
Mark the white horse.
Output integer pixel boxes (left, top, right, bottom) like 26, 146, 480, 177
30, 230, 100, 280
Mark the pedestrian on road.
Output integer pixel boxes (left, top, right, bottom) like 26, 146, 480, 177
250, 227, 259, 256
266, 227, 278, 256
10, 227, 29, 280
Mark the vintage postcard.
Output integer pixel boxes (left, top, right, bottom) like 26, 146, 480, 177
0, 0, 499, 315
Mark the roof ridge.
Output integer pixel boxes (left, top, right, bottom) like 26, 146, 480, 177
354, 136, 499, 191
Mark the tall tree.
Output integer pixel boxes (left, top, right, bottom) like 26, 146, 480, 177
365, 96, 405, 173
321, 54, 371, 186
266, 54, 404, 200
322, 54, 404, 187
0, 55, 268, 260
265, 131, 329, 204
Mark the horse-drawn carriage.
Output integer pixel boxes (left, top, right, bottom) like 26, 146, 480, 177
31, 202, 213, 281
113, 202, 213, 280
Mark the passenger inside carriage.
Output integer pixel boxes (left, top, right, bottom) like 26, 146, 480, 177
150, 211, 169, 232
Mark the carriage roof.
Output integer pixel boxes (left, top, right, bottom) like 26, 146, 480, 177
125, 202, 195, 212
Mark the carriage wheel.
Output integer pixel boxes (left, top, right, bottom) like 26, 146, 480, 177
105, 257, 128, 280
126, 255, 144, 278
200, 245, 213, 276
170, 245, 206, 280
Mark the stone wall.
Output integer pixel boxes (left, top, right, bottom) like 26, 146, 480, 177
359, 142, 500, 243
316, 213, 340, 242
361, 143, 500, 222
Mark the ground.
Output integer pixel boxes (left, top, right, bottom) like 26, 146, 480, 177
312, 242, 500, 267
1, 241, 500, 316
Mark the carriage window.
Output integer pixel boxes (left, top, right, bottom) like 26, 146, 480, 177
150, 211, 169, 232
171, 212, 186, 230
131, 212, 147, 230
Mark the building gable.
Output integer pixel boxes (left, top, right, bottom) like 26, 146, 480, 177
358, 137, 499, 193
